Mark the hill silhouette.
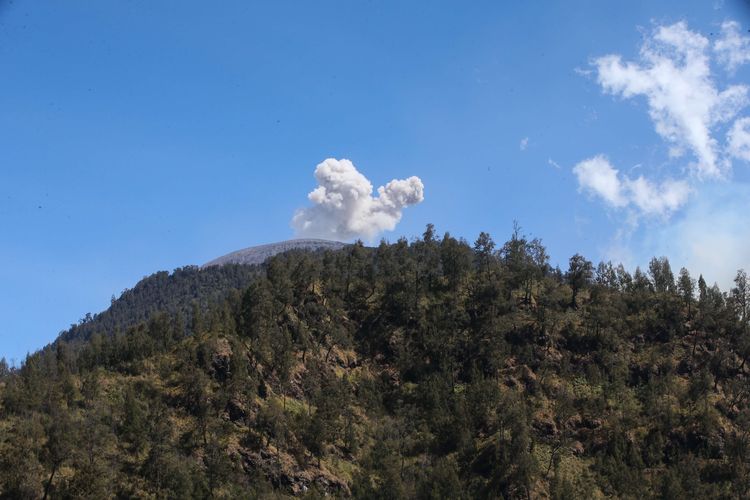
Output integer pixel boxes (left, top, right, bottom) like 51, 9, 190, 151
1, 227, 749, 498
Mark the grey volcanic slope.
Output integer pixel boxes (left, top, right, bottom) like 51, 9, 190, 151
203, 238, 348, 267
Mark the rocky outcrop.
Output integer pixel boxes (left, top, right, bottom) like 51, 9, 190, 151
203, 239, 347, 267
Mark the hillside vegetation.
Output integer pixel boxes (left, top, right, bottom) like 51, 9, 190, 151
60, 264, 261, 343
1, 225, 749, 499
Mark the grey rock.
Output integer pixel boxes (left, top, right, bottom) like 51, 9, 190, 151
203, 238, 347, 267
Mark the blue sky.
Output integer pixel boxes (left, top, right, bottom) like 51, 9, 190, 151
2, 1, 750, 362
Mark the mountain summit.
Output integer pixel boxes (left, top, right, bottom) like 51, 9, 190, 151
202, 238, 347, 267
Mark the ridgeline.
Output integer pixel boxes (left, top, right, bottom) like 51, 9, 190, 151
1, 225, 749, 498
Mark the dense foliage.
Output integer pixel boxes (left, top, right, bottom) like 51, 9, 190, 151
60, 264, 261, 343
1, 225, 749, 499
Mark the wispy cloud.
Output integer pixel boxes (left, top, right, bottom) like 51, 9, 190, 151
519, 137, 529, 151
593, 21, 748, 178
573, 156, 628, 207
575, 20, 750, 288
728, 116, 750, 161
714, 20, 750, 74
573, 155, 690, 216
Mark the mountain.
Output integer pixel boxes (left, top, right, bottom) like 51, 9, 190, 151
203, 238, 347, 267
59, 264, 261, 344
61, 239, 347, 344
2, 230, 749, 498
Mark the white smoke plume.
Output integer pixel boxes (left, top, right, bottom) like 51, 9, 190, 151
292, 158, 424, 241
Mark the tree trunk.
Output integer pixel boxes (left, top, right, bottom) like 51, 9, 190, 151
546, 442, 562, 478
691, 331, 699, 362
325, 344, 334, 363
42, 464, 57, 500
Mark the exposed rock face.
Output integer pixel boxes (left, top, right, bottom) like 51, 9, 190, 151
240, 448, 350, 496
203, 239, 348, 268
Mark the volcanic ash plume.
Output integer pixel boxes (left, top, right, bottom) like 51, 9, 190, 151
291, 158, 424, 241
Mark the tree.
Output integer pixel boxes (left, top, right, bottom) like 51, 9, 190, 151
615, 263, 632, 290
698, 274, 708, 305
440, 232, 473, 290
120, 385, 150, 452
732, 269, 748, 328
678, 267, 695, 317
256, 400, 288, 463
474, 232, 497, 280
41, 408, 76, 499
501, 223, 549, 305
596, 261, 618, 289
649, 257, 675, 294
179, 365, 212, 446
0, 416, 45, 499
732, 270, 750, 373
271, 327, 294, 408
567, 254, 593, 308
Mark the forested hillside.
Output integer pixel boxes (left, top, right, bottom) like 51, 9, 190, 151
60, 264, 261, 344
1, 225, 749, 499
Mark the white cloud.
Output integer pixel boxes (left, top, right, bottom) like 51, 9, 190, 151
714, 20, 750, 73
579, 20, 750, 289
626, 176, 691, 215
573, 155, 690, 216
728, 116, 750, 161
291, 158, 424, 241
573, 155, 627, 207
548, 158, 561, 169
594, 21, 748, 178
519, 137, 529, 151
